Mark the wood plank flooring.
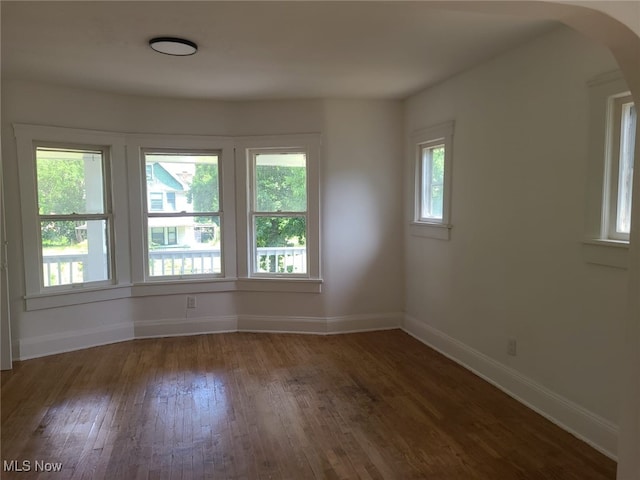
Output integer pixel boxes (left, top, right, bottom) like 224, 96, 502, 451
1, 330, 616, 479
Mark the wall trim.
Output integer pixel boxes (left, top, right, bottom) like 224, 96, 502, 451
402, 314, 619, 461
326, 312, 404, 334
15, 313, 402, 360
134, 315, 239, 339
18, 321, 135, 361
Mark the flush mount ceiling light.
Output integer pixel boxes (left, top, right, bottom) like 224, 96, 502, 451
149, 37, 198, 56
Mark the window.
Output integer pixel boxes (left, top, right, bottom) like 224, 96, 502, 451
236, 134, 320, 282
583, 71, 634, 268
16, 125, 130, 310
143, 150, 222, 278
167, 226, 177, 245
150, 227, 178, 246
250, 150, 308, 275
166, 192, 176, 211
16, 126, 320, 308
35, 146, 112, 288
149, 192, 164, 211
411, 121, 454, 240
605, 94, 636, 241
419, 143, 445, 221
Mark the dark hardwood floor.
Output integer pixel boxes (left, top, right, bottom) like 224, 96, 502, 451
1, 330, 616, 479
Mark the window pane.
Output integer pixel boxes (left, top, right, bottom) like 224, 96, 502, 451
149, 192, 164, 211
431, 146, 445, 184
421, 144, 445, 220
41, 219, 110, 287
254, 216, 307, 274
617, 102, 636, 234
148, 215, 221, 277
430, 185, 444, 219
167, 227, 177, 245
255, 153, 307, 212
145, 152, 219, 214
36, 147, 105, 215
150, 227, 165, 245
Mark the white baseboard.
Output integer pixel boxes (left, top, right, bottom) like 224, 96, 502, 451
134, 315, 238, 339
238, 312, 403, 334
238, 314, 327, 334
18, 321, 134, 360
326, 312, 403, 334
402, 315, 619, 461
15, 313, 402, 360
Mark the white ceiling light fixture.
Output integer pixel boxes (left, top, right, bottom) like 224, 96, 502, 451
149, 37, 197, 56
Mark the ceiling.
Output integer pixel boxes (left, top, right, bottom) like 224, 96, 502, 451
1, 1, 559, 101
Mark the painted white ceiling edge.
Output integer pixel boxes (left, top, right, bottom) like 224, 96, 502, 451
2, 1, 565, 101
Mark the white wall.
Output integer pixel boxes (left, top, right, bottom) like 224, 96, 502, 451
404, 26, 626, 457
321, 100, 404, 318
1, 80, 404, 359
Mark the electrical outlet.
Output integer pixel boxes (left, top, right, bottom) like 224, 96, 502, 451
507, 338, 517, 356
187, 296, 196, 309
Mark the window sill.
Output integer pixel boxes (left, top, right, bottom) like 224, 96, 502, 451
236, 277, 322, 293
410, 222, 452, 240
130, 277, 323, 297
582, 239, 629, 269
132, 279, 238, 296
24, 284, 133, 311
24, 277, 324, 310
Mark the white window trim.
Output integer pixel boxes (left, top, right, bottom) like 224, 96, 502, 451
584, 70, 633, 268
15, 124, 131, 311
127, 134, 237, 284
410, 121, 454, 240
235, 134, 322, 281
141, 147, 225, 280
16, 126, 322, 309
604, 93, 634, 242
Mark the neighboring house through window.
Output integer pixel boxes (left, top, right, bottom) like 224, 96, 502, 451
143, 150, 222, 278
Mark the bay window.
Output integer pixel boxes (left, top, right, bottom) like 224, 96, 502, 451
16, 125, 321, 308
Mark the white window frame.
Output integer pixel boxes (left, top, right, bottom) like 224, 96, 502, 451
235, 134, 321, 282
15, 127, 322, 306
36, 143, 114, 289
584, 71, 635, 268
141, 148, 225, 281
15, 124, 131, 310
604, 93, 635, 242
127, 135, 237, 290
410, 121, 454, 240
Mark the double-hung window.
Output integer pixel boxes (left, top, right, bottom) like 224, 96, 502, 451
419, 142, 446, 221
236, 134, 320, 283
36, 146, 112, 288
143, 150, 223, 278
605, 94, 636, 241
583, 71, 635, 268
411, 121, 454, 240
249, 149, 308, 275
